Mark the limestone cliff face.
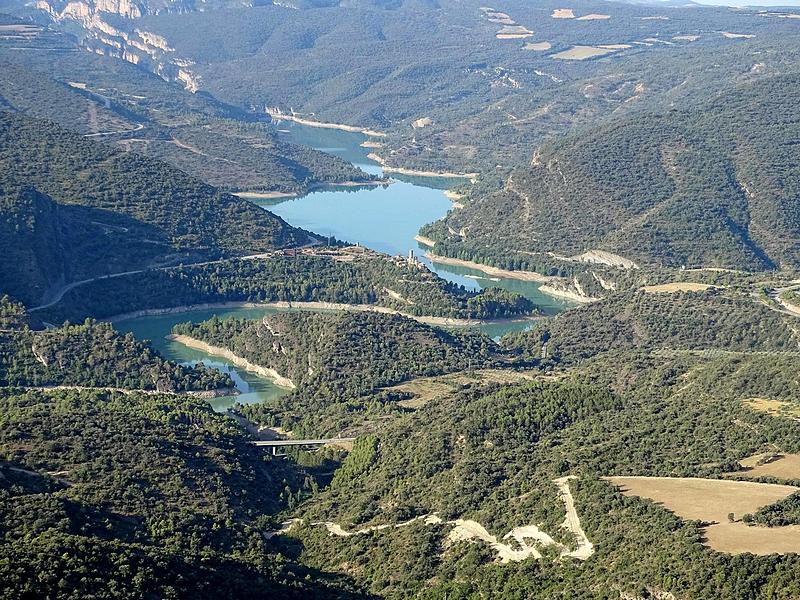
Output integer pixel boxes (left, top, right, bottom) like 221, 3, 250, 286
33, 0, 214, 92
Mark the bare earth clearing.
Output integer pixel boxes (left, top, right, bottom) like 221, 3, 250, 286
744, 398, 800, 421
607, 476, 800, 555
384, 369, 539, 409
722, 32, 755, 39
567, 249, 638, 269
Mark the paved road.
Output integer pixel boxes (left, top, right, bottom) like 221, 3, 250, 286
29, 252, 278, 312
252, 438, 356, 447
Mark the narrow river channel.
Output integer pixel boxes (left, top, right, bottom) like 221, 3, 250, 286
116, 122, 573, 410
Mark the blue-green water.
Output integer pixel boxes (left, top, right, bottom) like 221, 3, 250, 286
118, 122, 573, 410
115, 307, 289, 411
272, 121, 572, 313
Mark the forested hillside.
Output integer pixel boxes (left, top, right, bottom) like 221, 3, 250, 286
0, 388, 366, 598
36, 249, 536, 324
3, 0, 800, 597
173, 311, 506, 434
0, 318, 233, 392
506, 287, 800, 363
0, 17, 375, 193
427, 73, 800, 270
0, 112, 306, 306
286, 351, 800, 599
13, 0, 800, 172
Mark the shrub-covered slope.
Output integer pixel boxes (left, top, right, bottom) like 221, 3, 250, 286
429, 74, 800, 271
0, 112, 306, 305
173, 311, 506, 434
0, 388, 366, 598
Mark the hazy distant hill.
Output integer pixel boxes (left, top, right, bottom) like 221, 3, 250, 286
425, 73, 800, 271
0, 112, 306, 306
9, 0, 799, 173
0, 18, 375, 193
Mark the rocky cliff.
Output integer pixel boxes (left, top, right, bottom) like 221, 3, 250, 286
31, 0, 228, 91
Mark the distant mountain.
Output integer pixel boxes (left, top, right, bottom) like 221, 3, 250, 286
424, 73, 800, 271
0, 111, 307, 306
3, 0, 800, 174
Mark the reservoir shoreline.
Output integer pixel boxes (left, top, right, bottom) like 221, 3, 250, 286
108, 300, 544, 328
167, 334, 296, 389
267, 109, 387, 137
367, 152, 478, 180
425, 252, 555, 283
235, 179, 391, 200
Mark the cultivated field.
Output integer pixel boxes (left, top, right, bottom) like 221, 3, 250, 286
496, 25, 533, 39
577, 14, 610, 20
736, 453, 800, 480
607, 476, 800, 555
552, 46, 618, 60
524, 41, 552, 51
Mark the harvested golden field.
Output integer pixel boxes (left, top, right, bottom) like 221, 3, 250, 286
704, 523, 800, 555
551, 46, 618, 60
641, 282, 715, 294
736, 454, 800, 480
607, 476, 800, 555
744, 398, 800, 421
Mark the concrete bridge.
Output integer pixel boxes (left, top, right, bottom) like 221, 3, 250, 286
252, 438, 356, 455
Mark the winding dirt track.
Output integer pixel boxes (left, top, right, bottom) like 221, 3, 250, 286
275, 477, 595, 563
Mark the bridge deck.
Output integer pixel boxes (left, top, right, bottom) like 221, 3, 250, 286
251, 438, 356, 447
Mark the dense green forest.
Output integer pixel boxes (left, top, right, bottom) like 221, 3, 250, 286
0, 388, 367, 598
1, 319, 233, 392
0, 296, 29, 330
173, 311, 506, 434
0, 111, 306, 306
3, 0, 800, 597
286, 351, 800, 599
37, 250, 536, 324
15, 0, 798, 173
